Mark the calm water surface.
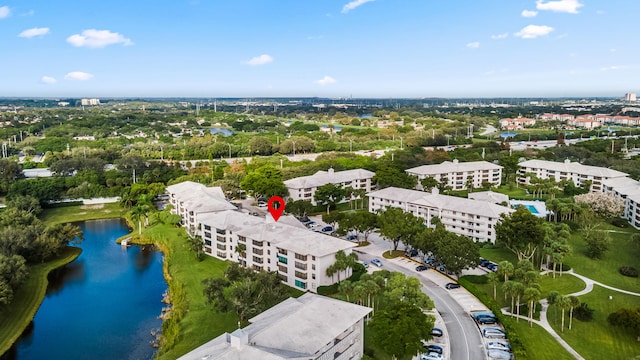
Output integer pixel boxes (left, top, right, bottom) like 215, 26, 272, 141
9, 218, 166, 360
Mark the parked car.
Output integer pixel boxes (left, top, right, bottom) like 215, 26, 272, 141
486, 342, 511, 352
480, 259, 491, 267
416, 265, 430, 272
487, 349, 513, 359
420, 352, 443, 360
475, 315, 497, 325
424, 344, 443, 354
371, 258, 383, 267
257, 202, 267, 208
321, 226, 333, 233
299, 216, 310, 224
306, 222, 319, 228
358, 261, 369, 269
482, 328, 507, 339
430, 327, 443, 337
445, 282, 460, 289
405, 248, 419, 257
346, 234, 358, 241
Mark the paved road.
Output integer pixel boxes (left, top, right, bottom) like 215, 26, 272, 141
355, 251, 486, 360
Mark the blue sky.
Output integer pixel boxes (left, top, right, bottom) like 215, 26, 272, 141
0, 0, 637, 98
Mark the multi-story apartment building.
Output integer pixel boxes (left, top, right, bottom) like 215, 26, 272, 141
367, 187, 513, 243
602, 177, 640, 229
178, 293, 371, 360
284, 168, 375, 205
406, 160, 503, 191
165, 181, 237, 234
517, 159, 628, 192
197, 210, 357, 292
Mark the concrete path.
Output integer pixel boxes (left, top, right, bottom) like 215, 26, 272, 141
564, 269, 640, 297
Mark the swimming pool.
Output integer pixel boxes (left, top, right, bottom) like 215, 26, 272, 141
525, 205, 539, 214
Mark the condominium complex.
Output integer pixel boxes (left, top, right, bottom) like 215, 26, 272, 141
602, 177, 640, 229
284, 168, 375, 205
406, 160, 503, 191
80, 98, 100, 106
367, 187, 513, 242
517, 159, 628, 192
166, 181, 237, 234
178, 293, 371, 360
197, 210, 357, 292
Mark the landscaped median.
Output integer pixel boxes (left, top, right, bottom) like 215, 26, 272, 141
459, 276, 575, 360
0, 247, 81, 356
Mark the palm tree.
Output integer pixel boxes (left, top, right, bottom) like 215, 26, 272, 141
547, 291, 560, 323
498, 261, 514, 300
235, 243, 246, 263
487, 272, 499, 301
558, 295, 571, 333
353, 188, 367, 209
130, 205, 147, 235
338, 280, 354, 302
329, 250, 358, 283
502, 281, 517, 316
568, 296, 580, 330
513, 281, 525, 321
524, 287, 541, 327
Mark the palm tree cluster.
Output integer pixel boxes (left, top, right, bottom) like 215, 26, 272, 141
495, 259, 542, 327
547, 291, 580, 333
326, 250, 359, 283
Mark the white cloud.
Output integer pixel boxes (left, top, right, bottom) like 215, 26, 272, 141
342, 0, 374, 13
64, 71, 94, 81
466, 42, 480, 49
0, 6, 10, 19
245, 54, 273, 66
67, 29, 133, 48
521, 10, 538, 17
491, 33, 509, 40
515, 25, 554, 39
40, 76, 57, 84
600, 65, 625, 71
18, 27, 50, 38
315, 76, 337, 85
536, 0, 583, 14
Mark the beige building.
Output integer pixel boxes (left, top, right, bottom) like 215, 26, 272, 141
406, 160, 503, 191
517, 159, 628, 192
284, 168, 375, 205
178, 293, 371, 360
367, 187, 512, 243
197, 210, 357, 292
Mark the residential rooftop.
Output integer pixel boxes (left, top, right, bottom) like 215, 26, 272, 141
518, 159, 628, 178
166, 181, 237, 213
406, 160, 502, 175
284, 168, 375, 189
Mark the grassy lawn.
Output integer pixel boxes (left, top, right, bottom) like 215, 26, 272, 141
132, 223, 238, 360
537, 274, 586, 296
547, 285, 640, 360
511, 321, 575, 360
565, 230, 640, 292
479, 246, 519, 265
0, 247, 81, 355
492, 185, 534, 200
40, 203, 125, 224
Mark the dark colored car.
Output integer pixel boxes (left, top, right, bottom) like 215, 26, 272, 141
430, 327, 443, 337
346, 234, 358, 241
416, 265, 430, 272
299, 216, 310, 224
475, 315, 497, 325
405, 248, 419, 257
445, 282, 461, 289
424, 344, 443, 354
321, 226, 333, 233
480, 259, 491, 267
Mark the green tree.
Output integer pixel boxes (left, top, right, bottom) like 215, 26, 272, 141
314, 183, 347, 214
568, 296, 580, 330
385, 272, 435, 310
524, 287, 541, 327
487, 272, 499, 301
350, 211, 378, 243
368, 302, 435, 359
247, 136, 274, 156
326, 250, 358, 283
558, 295, 571, 333
495, 206, 547, 262
240, 165, 287, 198
0, 159, 23, 195
322, 211, 344, 230
130, 205, 148, 235
420, 176, 439, 192
583, 229, 610, 259
432, 231, 479, 275
378, 207, 423, 251
186, 235, 204, 261
373, 164, 417, 189
286, 200, 313, 218
6, 195, 41, 216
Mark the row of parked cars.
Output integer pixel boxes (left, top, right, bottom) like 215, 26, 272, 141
480, 258, 499, 272
471, 311, 513, 359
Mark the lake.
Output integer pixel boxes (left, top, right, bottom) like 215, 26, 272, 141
6, 218, 167, 360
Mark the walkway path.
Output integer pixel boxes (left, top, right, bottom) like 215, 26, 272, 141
501, 267, 640, 360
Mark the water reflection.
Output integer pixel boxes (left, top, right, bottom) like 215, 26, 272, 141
133, 245, 156, 272
46, 259, 86, 295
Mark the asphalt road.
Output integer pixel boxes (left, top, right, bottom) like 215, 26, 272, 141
355, 251, 486, 360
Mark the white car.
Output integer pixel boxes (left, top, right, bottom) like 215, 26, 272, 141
420, 352, 443, 360
486, 342, 511, 352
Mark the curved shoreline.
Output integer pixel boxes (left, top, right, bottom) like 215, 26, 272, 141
0, 247, 82, 356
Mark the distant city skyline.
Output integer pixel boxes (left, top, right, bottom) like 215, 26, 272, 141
1, 0, 638, 98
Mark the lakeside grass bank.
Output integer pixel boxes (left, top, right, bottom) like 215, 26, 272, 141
0, 246, 81, 356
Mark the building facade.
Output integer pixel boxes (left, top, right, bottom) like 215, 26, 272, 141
517, 159, 628, 193
165, 181, 237, 234
197, 210, 357, 292
178, 293, 371, 360
284, 168, 375, 205
367, 187, 513, 243
406, 160, 503, 191
602, 177, 640, 229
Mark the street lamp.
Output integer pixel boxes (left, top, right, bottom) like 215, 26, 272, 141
292, 140, 296, 156
228, 144, 232, 159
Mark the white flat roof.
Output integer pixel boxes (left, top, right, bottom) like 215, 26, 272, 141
518, 159, 628, 178
406, 160, 502, 176
284, 168, 374, 189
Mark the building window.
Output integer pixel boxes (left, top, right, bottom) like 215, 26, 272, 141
277, 255, 288, 264
253, 256, 263, 264
204, 225, 211, 231
204, 232, 211, 239
204, 240, 212, 246
295, 253, 308, 261
216, 228, 225, 235
295, 280, 307, 289
238, 235, 246, 242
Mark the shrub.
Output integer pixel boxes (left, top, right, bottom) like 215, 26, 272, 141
619, 266, 639, 278
560, 263, 571, 272
607, 307, 640, 331
609, 217, 628, 228
463, 274, 488, 284
574, 302, 595, 322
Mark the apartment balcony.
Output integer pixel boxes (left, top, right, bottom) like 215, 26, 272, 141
295, 262, 307, 270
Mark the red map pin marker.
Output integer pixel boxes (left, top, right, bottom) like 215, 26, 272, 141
267, 196, 285, 222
